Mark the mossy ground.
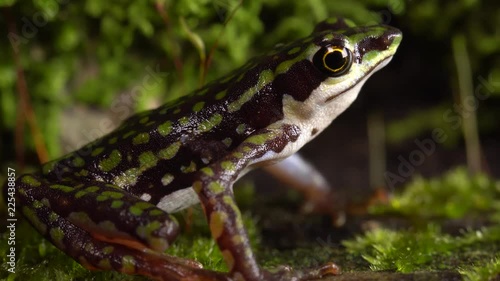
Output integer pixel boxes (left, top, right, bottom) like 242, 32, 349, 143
1, 167, 499, 281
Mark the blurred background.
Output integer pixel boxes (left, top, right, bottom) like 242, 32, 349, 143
0, 0, 499, 280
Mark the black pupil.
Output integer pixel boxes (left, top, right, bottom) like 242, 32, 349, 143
325, 50, 346, 70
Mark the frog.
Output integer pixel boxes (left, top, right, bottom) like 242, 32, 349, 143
6, 18, 402, 281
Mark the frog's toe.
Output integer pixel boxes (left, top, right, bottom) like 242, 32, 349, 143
262, 262, 340, 281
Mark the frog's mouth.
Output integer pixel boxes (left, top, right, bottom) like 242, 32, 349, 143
324, 55, 394, 103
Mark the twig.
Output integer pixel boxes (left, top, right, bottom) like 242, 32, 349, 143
452, 34, 482, 175
4, 7, 49, 169
202, 0, 243, 85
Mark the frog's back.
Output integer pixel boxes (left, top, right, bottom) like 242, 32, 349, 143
41, 37, 323, 205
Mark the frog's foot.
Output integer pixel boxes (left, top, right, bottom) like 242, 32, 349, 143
262, 262, 340, 281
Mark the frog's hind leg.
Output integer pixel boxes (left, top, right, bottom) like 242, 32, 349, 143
14, 174, 229, 280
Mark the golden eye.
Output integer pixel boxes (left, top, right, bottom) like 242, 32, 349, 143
313, 46, 352, 77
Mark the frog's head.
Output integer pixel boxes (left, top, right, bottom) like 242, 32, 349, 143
279, 18, 402, 136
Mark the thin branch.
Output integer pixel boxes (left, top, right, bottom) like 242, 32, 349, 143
202, 0, 243, 85
155, 1, 184, 91
452, 34, 482, 175
4, 7, 49, 168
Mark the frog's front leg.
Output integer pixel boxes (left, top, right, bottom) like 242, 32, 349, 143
194, 125, 340, 281
14, 175, 229, 280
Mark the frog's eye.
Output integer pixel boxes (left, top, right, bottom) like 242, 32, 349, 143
313, 46, 352, 77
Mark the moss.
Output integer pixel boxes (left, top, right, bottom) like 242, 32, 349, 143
459, 257, 500, 281
371, 167, 500, 219
343, 224, 500, 273
344, 167, 500, 278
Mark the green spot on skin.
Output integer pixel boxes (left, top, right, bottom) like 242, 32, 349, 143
21, 175, 41, 187
173, 108, 181, 114
111, 200, 124, 208
50, 184, 74, 193
98, 220, 118, 232
159, 142, 181, 160
135, 201, 153, 210
148, 237, 170, 252
158, 121, 173, 136
275, 49, 310, 75
85, 186, 100, 193
109, 137, 118, 144
22, 206, 47, 234
76, 169, 89, 177
132, 133, 150, 145
180, 161, 197, 173
99, 150, 122, 172
149, 209, 164, 216
113, 168, 140, 187
237, 73, 245, 82
102, 246, 114, 254
221, 161, 235, 171
223, 196, 244, 230
68, 212, 93, 226
75, 190, 87, 198
179, 116, 190, 126
193, 181, 203, 193
96, 195, 109, 202
232, 234, 245, 245
129, 206, 143, 216
32, 200, 44, 209
84, 242, 94, 253
228, 69, 274, 113
72, 157, 85, 167
102, 191, 124, 199
136, 221, 162, 239
50, 227, 66, 249
139, 116, 149, 124
139, 151, 158, 168
210, 211, 228, 239
208, 182, 225, 194
41, 161, 56, 175
161, 173, 174, 186
215, 90, 227, 100
48, 212, 59, 222
197, 88, 208, 96
123, 131, 136, 139
192, 101, 205, 112
197, 113, 223, 133
201, 167, 214, 177
247, 134, 270, 145
236, 124, 246, 135
41, 198, 50, 206
98, 259, 112, 270
288, 46, 301, 55
222, 138, 232, 147
122, 255, 136, 273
